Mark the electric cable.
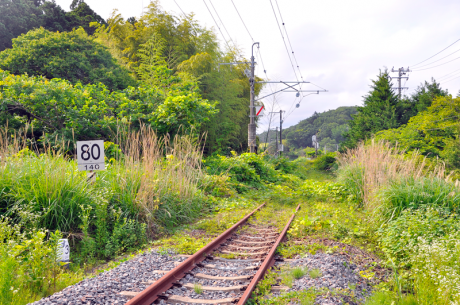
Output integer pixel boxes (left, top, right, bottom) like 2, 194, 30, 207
173, 0, 200, 35
203, 0, 233, 52
274, 0, 305, 83
209, 0, 236, 49
269, 0, 303, 121
269, 0, 299, 83
414, 47, 460, 69
413, 55, 460, 72
442, 73, 460, 84
412, 38, 460, 67
437, 68, 460, 81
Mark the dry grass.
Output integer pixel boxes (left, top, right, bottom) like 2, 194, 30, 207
111, 125, 206, 229
337, 140, 451, 210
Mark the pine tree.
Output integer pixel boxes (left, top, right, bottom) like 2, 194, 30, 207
343, 70, 399, 148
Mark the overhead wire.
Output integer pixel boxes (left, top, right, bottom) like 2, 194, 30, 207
209, 0, 236, 48
412, 38, 460, 67
173, 0, 200, 35
269, 0, 304, 122
229, 0, 282, 117
414, 47, 460, 69
269, 0, 299, 83
437, 68, 460, 81
202, 0, 233, 52
274, 0, 305, 83
441, 73, 460, 84
413, 55, 460, 71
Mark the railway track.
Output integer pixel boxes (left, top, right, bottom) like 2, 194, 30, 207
121, 203, 301, 305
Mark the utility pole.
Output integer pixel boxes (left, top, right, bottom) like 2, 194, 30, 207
219, 42, 327, 154
269, 110, 284, 156
279, 110, 284, 156
391, 67, 411, 99
275, 127, 278, 157
248, 42, 259, 153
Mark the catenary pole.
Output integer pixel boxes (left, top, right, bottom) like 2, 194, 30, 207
248, 42, 259, 153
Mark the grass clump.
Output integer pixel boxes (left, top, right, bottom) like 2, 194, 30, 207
193, 283, 203, 294
309, 268, 322, 279
292, 266, 307, 279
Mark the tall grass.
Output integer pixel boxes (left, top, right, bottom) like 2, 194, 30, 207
337, 140, 450, 212
0, 124, 209, 304
112, 125, 206, 229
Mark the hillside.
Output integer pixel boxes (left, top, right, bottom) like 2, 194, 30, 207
258, 106, 358, 150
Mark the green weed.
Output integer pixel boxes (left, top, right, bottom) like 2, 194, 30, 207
193, 283, 203, 294
292, 266, 307, 279
309, 268, 322, 279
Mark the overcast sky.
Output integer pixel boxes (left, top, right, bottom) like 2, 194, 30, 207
56, 0, 460, 132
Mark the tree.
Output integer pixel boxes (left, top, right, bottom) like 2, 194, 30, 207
343, 70, 399, 148
396, 78, 448, 125
0, 0, 42, 51
265, 106, 357, 149
376, 95, 460, 169
0, 0, 106, 52
0, 28, 136, 90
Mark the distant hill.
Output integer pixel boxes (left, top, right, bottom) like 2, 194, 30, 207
258, 106, 358, 150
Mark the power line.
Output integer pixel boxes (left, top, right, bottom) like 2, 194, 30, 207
202, 0, 233, 52
173, 0, 200, 35
269, 0, 299, 83
437, 67, 460, 80
412, 38, 460, 67
274, 0, 305, 83
230, 0, 254, 42
413, 55, 460, 71
209, 0, 236, 48
229, 0, 280, 111
442, 73, 460, 84
415, 47, 460, 69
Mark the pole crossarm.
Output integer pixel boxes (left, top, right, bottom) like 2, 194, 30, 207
255, 88, 326, 102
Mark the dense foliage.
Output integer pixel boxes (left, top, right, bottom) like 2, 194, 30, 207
259, 106, 357, 150
375, 94, 460, 169
0, 28, 135, 90
0, 0, 106, 51
0, 67, 217, 145
343, 70, 448, 149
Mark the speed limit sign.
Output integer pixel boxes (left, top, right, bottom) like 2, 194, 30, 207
76, 140, 105, 171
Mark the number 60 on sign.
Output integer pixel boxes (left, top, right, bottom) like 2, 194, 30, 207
76, 140, 105, 171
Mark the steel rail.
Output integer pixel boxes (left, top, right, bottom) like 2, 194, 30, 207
125, 203, 266, 305
236, 203, 301, 305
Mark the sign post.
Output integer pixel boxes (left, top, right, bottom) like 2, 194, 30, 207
77, 140, 105, 182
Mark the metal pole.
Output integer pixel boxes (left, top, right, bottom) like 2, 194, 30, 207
398, 67, 402, 99
279, 111, 283, 157
248, 42, 259, 153
275, 127, 278, 157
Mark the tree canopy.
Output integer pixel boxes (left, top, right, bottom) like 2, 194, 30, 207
0, 0, 106, 51
0, 28, 136, 90
259, 106, 358, 150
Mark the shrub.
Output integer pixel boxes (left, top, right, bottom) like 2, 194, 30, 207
411, 236, 460, 304
314, 152, 337, 171
378, 208, 460, 266
380, 177, 460, 222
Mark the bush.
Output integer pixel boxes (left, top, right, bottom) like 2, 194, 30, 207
337, 164, 364, 205
314, 152, 337, 171
380, 177, 460, 222
378, 208, 460, 266
205, 153, 281, 191
0, 217, 77, 304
